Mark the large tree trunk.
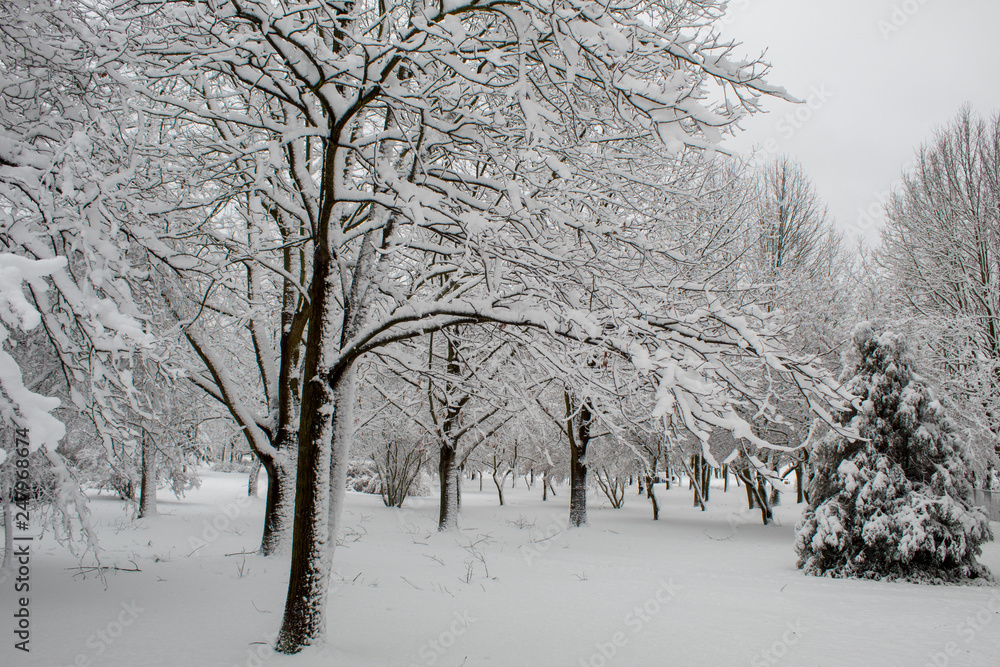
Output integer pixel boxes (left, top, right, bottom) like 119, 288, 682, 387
438, 443, 459, 531
138, 432, 157, 518
327, 368, 358, 546
276, 364, 353, 653
566, 391, 590, 528
259, 452, 295, 556
276, 228, 349, 652
435, 336, 463, 530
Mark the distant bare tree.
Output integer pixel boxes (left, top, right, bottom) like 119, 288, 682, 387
881, 106, 1000, 362
880, 106, 1000, 469
754, 157, 832, 288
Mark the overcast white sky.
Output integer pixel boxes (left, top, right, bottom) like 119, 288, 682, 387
717, 0, 1000, 245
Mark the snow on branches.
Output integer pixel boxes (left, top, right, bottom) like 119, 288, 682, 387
0, 254, 67, 460
107, 0, 855, 651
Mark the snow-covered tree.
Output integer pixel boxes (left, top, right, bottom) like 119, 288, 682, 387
880, 106, 1000, 471
111, 0, 853, 652
881, 107, 1000, 365
0, 1, 155, 554
734, 157, 855, 508
795, 323, 994, 583
362, 328, 522, 527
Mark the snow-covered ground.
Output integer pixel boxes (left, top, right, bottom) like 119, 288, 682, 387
3, 470, 999, 667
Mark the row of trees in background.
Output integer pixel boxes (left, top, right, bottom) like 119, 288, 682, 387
334, 149, 855, 530
878, 105, 1000, 480
0, 0, 996, 656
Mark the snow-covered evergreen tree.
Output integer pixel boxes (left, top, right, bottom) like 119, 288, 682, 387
796, 323, 994, 583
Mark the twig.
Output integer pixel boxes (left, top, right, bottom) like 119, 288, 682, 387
67, 560, 141, 575
703, 529, 736, 541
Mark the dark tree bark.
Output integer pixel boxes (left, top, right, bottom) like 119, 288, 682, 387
138, 431, 157, 519
248, 459, 262, 497
738, 469, 772, 524
645, 474, 659, 520
692, 455, 704, 506
433, 335, 479, 531
493, 468, 506, 506
795, 462, 804, 503
276, 220, 355, 651
686, 457, 707, 511
700, 455, 711, 503
756, 476, 773, 523
566, 390, 590, 527
542, 472, 556, 501
743, 471, 756, 509
438, 443, 459, 530
259, 452, 294, 556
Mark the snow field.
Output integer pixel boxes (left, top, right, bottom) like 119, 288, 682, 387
2, 469, 998, 667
